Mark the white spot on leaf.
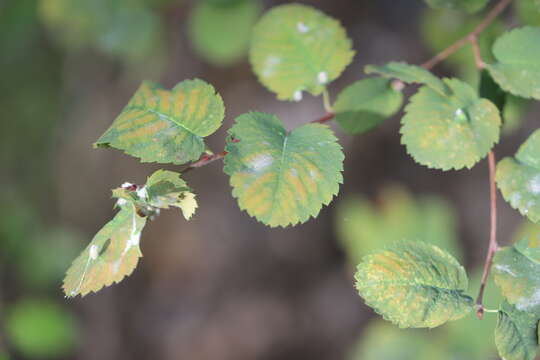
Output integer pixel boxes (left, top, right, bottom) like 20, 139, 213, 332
89, 245, 99, 260
318, 71, 328, 84
250, 154, 274, 172
296, 22, 309, 33
293, 90, 303, 102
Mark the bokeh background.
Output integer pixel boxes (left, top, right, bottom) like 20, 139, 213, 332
1, 0, 540, 359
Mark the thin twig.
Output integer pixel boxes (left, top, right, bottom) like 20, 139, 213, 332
421, 0, 513, 70
476, 151, 499, 319
180, 0, 512, 173
470, 35, 485, 70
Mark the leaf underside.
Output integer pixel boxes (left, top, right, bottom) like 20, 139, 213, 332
495, 301, 539, 360
355, 241, 473, 328
223, 112, 344, 227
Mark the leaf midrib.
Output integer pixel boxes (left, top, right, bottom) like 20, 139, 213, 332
128, 105, 200, 138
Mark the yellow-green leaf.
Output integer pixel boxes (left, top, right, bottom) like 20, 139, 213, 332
63, 204, 146, 297
95, 79, 225, 165
249, 4, 354, 100
355, 241, 473, 328
401, 78, 501, 170
223, 112, 344, 227
496, 129, 540, 223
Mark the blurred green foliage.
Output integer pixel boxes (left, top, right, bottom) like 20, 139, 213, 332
5, 299, 77, 359
515, 0, 540, 26
189, 0, 261, 66
336, 185, 461, 264
39, 0, 165, 64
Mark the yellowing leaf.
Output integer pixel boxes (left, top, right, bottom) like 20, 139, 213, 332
63, 204, 146, 297
249, 4, 354, 100
355, 241, 473, 328
223, 112, 343, 227
95, 79, 225, 165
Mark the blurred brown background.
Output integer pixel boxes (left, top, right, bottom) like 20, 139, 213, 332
1, 0, 539, 359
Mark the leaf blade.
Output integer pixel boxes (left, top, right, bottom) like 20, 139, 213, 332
223, 112, 344, 227
355, 241, 473, 328
95, 79, 225, 164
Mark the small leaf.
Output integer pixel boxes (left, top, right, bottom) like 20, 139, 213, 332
486, 27, 540, 100
333, 78, 403, 134
63, 204, 147, 297
365, 62, 448, 96
249, 4, 354, 100
495, 300, 539, 360
145, 169, 197, 219
355, 241, 473, 328
95, 79, 225, 165
496, 129, 540, 222
223, 112, 343, 227
189, 0, 261, 66
401, 78, 501, 170
423, 0, 489, 13
493, 245, 540, 312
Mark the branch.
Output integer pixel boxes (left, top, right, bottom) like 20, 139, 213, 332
421, 0, 513, 70
181, 112, 336, 173
181, 0, 512, 172
476, 151, 499, 319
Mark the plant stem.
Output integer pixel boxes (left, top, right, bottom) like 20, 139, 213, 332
476, 151, 499, 319
181, 0, 512, 172
421, 0, 513, 70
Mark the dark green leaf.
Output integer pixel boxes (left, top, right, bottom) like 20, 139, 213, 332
423, 0, 490, 13
495, 300, 539, 360
333, 78, 403, 134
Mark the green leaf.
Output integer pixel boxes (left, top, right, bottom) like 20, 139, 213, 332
515, 237, 540, 264
333, 78, 403, 134
146, 169, 198, 219
514, 0, 540, 27
249, 4, 354, 101
355, 241, 473, 328
189, 0, 261, 66
223, 112, 343, 227
423, 0, 489, 13
95, 79, 225, 165
5, 299, 77, 359
63, 204, 147, 297
336, 185, 461, 265
496, 129, 540, 223
495, 300, 539, 360
365, 62, 448, 96
486, 26, 540, 100
401, 78, 501, 170
493, 244, 540, 312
